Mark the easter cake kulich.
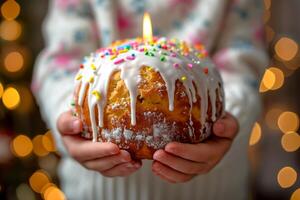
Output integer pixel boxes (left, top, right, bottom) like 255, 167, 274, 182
73, 37, 224, 159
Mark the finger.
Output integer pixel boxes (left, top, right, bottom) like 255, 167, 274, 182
83, 150, 132, 172
152, 161, 194, 183
165, 140, 231, 163
57, 110, 82, 135
153, 150, 205, 175
213, 112, 239, 139
101, 161, 142, 177
63, 136, 120, 162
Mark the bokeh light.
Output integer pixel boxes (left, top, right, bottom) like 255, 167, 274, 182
0, 20, 22, 41
281, 132, 300, 152
42, 131, 56, 152
249, 122, 262, 146
1, 0, 20, 20
44, 186, 66, 200
33, 135, 50, 157
269, 67, 284, 90
0, 82, 3, 99
278, 112, 299, 133
2, 86, 21, 110
291, 188, 300, 200
29, 170, 51, 193
4, 51, 24, 73
11, 135, 33, 157
275, 37, 299, 61
263, 10, 271, 24
259, 69, 275, 92
277, 166, 297, 188
16, 183, 36, 200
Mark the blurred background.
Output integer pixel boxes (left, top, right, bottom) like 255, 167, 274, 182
0, 0, 299, 200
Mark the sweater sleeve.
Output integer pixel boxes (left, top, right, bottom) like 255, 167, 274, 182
211, 0, 269, 169
32, 0, 98, 155
212, 0, 268, 138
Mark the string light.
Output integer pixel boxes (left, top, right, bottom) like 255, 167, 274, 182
16, 86, 34, 114
249, 122, 262, 146
278, 111, 299, 133
291, 188, 300, 200
29, 170, 51, 193
11, 135, 33, 157
44, 186, 66, 200
33, 135, 50, 157
259, 69, 275, 92
275, 37, 299, 61
277, 166, 297, 188
0, 20, 22, 41
0, 0, 20, 20
281, 132, 300, 152
2, 86, 21, 110
4, 51, 24, 73
42, 131, 56, 152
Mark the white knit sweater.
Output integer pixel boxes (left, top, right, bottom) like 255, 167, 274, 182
32, 0, 268, 199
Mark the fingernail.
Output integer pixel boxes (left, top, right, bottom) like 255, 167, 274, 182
72, 120, 81, 132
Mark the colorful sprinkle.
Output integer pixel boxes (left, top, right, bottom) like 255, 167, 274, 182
92, 90, 101, 101
91, 64, 96, 70
76, 74, 83, 80
89, 76, 94, 83
126, 55, 135, 60
114, 58, 125, 65
110, 54, 117, 60
160, 56, 166, 62
181, 76, 187, 81
187, 63, 193, 68
70, 100, 75, 107
173, 63, 179, 68
203, 67, 209, 74
80, 64, 84, 69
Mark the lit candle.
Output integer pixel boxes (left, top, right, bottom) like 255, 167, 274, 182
143, 12, 153, 42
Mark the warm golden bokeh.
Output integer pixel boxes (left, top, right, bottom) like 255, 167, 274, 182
259, 69, 275, 92
2, 86, 21, 110
277, 166, 297, 188
44, 186, 66, 200
275, 37, 299, 61
281, 132, 300, 152
0, 0, 20, 20
0, 20, 22, 41
268, 67, 284, 90
11, 135, 33, 157
265, 25, 275, 43
4, 51, 24, 73
29, 170, 51, 193
249, 122, 262, 146
15, 86, 34, 114
33, 135, 50, 157
0, 82, 3, 99
42, 131, 56, 152
278, 112, 299, 133
291, 188, 300, 200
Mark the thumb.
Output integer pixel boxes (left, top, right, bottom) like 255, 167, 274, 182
57, 110, 82, 135
213, 112, 239, 139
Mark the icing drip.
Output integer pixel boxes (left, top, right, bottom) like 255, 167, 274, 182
75, 37, 224, 142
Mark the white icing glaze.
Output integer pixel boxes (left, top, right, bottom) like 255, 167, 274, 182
75, 37, 224, 142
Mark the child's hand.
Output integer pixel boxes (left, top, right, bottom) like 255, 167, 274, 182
57, 111, 142, 177
152, 112, 239, 183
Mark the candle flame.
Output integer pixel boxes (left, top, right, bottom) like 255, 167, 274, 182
143, 12, 153, 42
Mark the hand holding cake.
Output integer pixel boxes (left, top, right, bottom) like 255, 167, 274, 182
57, 13, 239, 179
